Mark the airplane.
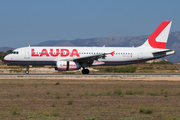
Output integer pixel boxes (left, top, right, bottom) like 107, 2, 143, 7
4, 21, 175, 74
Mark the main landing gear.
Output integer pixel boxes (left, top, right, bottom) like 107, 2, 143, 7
25, 65, 29, 74
82, 68, 89, 74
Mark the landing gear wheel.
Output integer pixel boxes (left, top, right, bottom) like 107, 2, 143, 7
25, 70, 29, 74
85, 69, 89, 74
82, 69, 89, 74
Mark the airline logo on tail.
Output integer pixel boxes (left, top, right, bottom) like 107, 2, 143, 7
148, 21, 172, 49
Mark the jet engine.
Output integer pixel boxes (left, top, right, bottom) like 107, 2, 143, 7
55, 61, 80, 71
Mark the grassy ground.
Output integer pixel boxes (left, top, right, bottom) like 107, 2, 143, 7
0, 63, 180, 74
0, 79, 180, 120
93, 63, 180, 73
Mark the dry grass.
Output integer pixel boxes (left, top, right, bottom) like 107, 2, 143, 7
0, 78, 180, 119
0, 63, 180, 74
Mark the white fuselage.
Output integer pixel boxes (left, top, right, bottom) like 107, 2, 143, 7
4, 46, 174, 66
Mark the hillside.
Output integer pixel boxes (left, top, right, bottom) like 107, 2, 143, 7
35, 36, 149, 47
0, 47, 14, 52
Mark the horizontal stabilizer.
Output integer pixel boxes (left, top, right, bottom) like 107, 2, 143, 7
153, 50, 175, 57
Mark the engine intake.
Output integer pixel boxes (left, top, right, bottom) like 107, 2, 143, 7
55, 61, 80, 71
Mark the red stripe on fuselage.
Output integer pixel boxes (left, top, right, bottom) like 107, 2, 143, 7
5, 56, 163, 64
4, 60, 56, 63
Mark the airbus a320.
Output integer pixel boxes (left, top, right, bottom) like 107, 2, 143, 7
4, 21, 175, 74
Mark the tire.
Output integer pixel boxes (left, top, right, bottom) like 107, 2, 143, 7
82, 69, 89, 74
85, 69, 89, 74
25, 71, 29, 74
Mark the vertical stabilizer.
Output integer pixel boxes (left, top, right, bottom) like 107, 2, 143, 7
140, 21, 172, 49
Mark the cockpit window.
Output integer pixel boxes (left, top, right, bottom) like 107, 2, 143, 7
11, 51, 19, 54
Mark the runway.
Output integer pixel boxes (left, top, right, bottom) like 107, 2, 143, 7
0, 73, 180, 77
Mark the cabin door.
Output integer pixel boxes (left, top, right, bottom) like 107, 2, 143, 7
24, 47, 30, 59
137, 49, 143, 59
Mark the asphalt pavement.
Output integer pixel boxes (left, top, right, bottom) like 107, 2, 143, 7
0, 73, 180, 77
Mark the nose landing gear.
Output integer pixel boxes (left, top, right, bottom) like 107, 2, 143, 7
25, 65, 29, 74
82, 68, 89, 74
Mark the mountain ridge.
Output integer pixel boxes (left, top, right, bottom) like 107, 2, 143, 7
0, 47, 14, 52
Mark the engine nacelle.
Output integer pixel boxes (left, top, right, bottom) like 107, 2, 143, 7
55, 61, 80, 71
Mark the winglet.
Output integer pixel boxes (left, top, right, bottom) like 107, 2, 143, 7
109, 51, 115, 56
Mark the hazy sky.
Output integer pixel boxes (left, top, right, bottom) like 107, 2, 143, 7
0, 0, 180, 48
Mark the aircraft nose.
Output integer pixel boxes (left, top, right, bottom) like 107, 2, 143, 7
4, 55, 7, 61
4, 55, 10, 61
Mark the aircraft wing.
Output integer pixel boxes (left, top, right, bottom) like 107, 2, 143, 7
61, 51, 115, 62
73, 53, 107, 61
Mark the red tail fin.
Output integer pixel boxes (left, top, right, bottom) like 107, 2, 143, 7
141, 21, 172, 49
